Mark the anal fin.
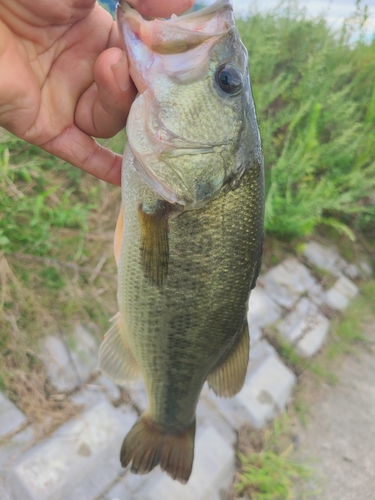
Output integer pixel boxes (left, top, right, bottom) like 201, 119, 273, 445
138, 201, 169, 286
207, 323, 250, 397
121, 413, 195, 484
99, 312, 141, 384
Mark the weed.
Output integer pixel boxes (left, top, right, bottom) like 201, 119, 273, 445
0, 133, 92, 256
0, 128, 121, 427
293, 396, 309, 427
323, 280, 374, 359
236, 449, 310, 500
236, 416, 310, 499
237, 1, 375, 240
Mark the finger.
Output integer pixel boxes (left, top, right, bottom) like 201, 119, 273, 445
75, 47, 136, 138
127, 0, 194, 17
41, 124, 122, 185
3, 0, 96, 27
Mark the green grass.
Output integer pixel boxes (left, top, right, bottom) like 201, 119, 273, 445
238, 0, 375, 240
324, 279, 375, 359
0, 129, 122, 423
236, 417, 310, 499
0, 133, 91, 256
237, 450, 310, 500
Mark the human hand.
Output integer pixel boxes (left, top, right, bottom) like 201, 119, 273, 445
0, 0, 194, 185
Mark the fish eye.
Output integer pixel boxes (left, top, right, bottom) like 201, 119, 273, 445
215, 64, 243, 96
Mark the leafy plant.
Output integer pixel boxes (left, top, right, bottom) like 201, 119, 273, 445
237, 0, 375, 240
0, 133, 91, 256
236, 417, 310, 499
236, 449, 310, 499
0, 128, 120, 423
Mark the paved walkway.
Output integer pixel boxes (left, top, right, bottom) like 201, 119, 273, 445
295, 322, 375, 500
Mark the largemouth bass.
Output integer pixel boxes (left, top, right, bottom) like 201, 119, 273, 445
99, 0, 264, 484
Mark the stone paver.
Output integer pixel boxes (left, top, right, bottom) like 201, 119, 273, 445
41, 325, 98, 393
276, 297, 330, 358
197, 394, 237, 447
308, 281, 325, 306
207, 351, 296, 429
277, 297, 330, 357
359, 260, 373, 278
295, 314, 330, 358
124, 381, 148, 412
303, 241, 359, 279
40, 335, 79, 393
277, 298, 318, 343
69, 384, 107, 409
0, 427, 35, 500
0, 426, 35, 470
71, 376, 121, 410
247, 287, 282, 328
236, 354, 297, 428
262, 258, 316, 308
249, 325, 262, 346
0, 425, 36, 500
95, 375, 122, 402
0, 393, 27, 439
68, 324, 98, 384
249, 338, 276, 365
5, 401, 137, 500
103, 479, 132, 500
325, 276, 359, 311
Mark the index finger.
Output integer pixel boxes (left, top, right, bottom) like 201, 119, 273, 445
127, 0, 194, 18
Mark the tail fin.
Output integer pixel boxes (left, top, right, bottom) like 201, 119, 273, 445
120, 414, 196, 483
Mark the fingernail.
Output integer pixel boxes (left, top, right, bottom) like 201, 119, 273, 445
112, 52, 131, 92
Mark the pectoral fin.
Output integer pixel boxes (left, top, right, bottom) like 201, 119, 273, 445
207, 323, 249, 397
99, 312, 141, 384
138, 201, 169, 286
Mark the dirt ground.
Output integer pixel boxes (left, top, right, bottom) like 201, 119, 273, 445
294, 322, 375, 500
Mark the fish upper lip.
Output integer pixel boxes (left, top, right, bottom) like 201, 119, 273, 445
118, 0, 233, 21
171, 0, 233, 21
117, 0, 234, 44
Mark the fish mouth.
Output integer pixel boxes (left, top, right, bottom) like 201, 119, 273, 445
118, 0, 235, 207
117, 0, 233, 55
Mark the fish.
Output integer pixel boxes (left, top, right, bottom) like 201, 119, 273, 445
99, 0, 264, 484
